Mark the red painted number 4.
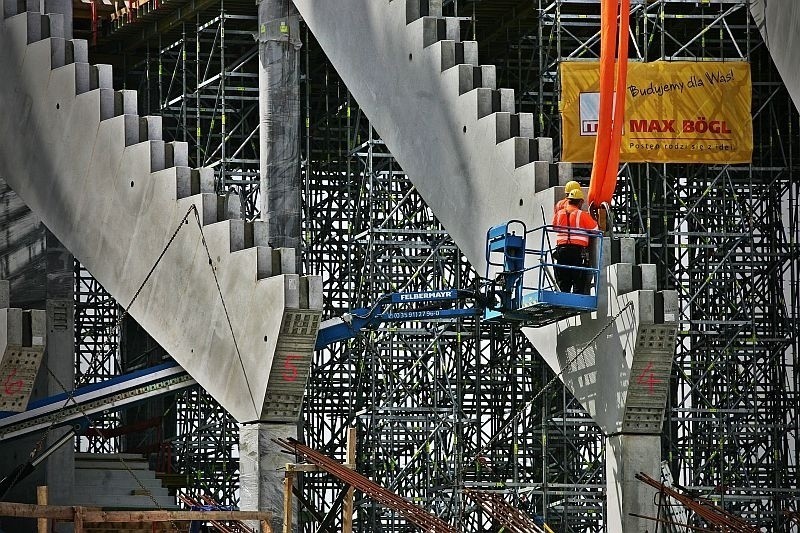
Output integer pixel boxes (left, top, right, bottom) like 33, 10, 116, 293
3, 368, 24, 396
636, 362, 662, 395
283, 355, 302, 382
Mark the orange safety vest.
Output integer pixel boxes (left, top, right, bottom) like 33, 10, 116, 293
553, 206, 597, 247
554, 198, 570, 214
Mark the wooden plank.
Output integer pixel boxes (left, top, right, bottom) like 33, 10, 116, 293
0, 502, 271, 524
36, 486, 48, 533
343, 427, 356, 533
0, 503, 271, 522
82, 510, 273, 522
283, 471, 294, 533
0, 502, 78, 519
74, 507, 85, 533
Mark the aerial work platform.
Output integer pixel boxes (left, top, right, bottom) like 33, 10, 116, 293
483, 220, 603, 327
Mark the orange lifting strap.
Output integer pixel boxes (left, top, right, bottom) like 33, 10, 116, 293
587, 0, 630, 208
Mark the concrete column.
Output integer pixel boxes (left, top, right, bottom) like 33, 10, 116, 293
605, 435, 662, 533
43, 231, 74, 520
240, 422, 298, 533
258, 0, 302, 260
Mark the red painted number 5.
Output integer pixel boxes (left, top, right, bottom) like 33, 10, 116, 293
283, 355, 302, 382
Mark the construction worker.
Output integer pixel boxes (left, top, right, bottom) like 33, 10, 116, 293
552, 188, 598, 294
555, 180, 582, 213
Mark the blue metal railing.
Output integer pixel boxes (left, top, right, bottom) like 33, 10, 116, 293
485, 221, 604, 314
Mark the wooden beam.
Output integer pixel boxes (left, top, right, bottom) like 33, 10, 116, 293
343, 427, 357, 533
283, 471, 295, 533
82, 510, 273, 522
36, 486, 48, 533
74, 506, 85, 533
0, 502, 272, 523
0, 502, 79, 519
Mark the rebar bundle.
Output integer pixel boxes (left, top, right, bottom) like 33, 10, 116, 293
274, 438, 456, 533
464, 489, 546, 533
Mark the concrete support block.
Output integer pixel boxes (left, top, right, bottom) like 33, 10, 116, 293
300, 276, 323, 310
474, 87, 493, 118
620, 238, 636, 264
121, 113, 139, 145
601, 237, 612, 269
98, 87, 114, 120
148, 139, 165, 172
239, 422, 298, 533
251, 220, 270, 248
49, 36, 64, 67
173, 167, 193, 199
556, 161, 573, 185
24, 11, 41, 43
609, 263, 634, 296
498, 137, 529, 168
283, 274, 300, 309
418, 17, 442, 48
451, 63, 472, 94
90, 63, 112, 90
0, 308, 23, 346
637, 290, 655, 325
226, 220, 245, 252
662, 290, 679, 323
139, 115, 162, 141
498, 88, 514, 112
478, 64, 496, 90
0, 280, 9, 308
444, 16, 460, 42
255, 247, 273, 279
437, 40, 457, 71
68, 38, 87, 63
494, 112, 511, 143
45, 12, 63, 39
73, 61, 90, 94
44, 0, 71, 39
462, 40, 478, 65
533, 137, 554, 163
166, 141, 189, 167
517, 112, 534, 138
640, 264, 657, 291
192, 167, 215, 194
533, 161, 550, 193
113, 89, 136, 116
220, 193, 241, 221
274, 247, 296, 275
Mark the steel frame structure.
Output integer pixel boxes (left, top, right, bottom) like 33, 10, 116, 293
73, 261, 121, 453
123, 5, 262, 219
299, 22, 605, 532
517, 0, 800, 529
89, 0, 800, 530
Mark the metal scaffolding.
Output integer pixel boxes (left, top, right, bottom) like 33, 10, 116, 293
515, 0, 800, 529
299, 23, 605, 531
73, 261, 121, 453
91, 0, 800, 530
121, 4, 262, 219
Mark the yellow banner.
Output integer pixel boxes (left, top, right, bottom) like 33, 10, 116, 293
560, 61, 752, 164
